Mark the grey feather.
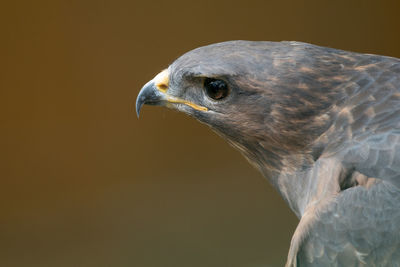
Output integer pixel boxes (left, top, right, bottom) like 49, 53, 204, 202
137, 41, 400, 266
297, 181, 400, 266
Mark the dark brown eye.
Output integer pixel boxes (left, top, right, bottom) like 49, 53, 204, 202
204, 78, 229, 100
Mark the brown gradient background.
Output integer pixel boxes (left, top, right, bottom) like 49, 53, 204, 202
1, 0, 399, 266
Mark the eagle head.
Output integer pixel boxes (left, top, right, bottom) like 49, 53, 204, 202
136, 41, 346, 170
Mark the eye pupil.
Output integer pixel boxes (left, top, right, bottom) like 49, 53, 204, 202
204, 78, 229, 100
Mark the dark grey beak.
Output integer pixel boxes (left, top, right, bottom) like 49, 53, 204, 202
136, 80, 166, 117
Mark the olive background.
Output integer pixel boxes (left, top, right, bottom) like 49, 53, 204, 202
1, 0, 399, 266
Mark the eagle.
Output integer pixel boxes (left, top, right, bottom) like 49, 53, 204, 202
136, 41, 400, 266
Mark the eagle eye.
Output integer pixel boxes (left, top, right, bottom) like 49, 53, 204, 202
204, 78, 229, 100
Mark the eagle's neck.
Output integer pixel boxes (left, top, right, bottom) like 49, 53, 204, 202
227, 139, 307, 217
257, 149, 314, 218
259, 153, 315, 218
231, 138, 327, 218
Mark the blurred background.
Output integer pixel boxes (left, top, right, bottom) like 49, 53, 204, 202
1, 0, 399, 266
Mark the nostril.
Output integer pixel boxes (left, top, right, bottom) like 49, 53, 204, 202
157, 83, 168, 92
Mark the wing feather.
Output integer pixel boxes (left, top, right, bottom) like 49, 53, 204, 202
297, 181, 400, 266
292, 58, 400, 266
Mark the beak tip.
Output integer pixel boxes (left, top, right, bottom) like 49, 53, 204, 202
135, 96, 143, 118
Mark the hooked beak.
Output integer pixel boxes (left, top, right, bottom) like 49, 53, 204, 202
135, 80, 166, 117
136, 69, 170, 117
136, 69, 208, 117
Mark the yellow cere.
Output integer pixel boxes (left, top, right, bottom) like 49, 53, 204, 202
153, 69, 208, 112
154, 69, 170, 93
